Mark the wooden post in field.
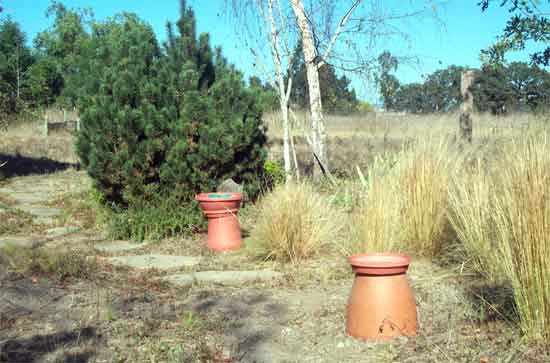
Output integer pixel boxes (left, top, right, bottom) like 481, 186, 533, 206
459, 70, 475, 143
43, 113, 49, 137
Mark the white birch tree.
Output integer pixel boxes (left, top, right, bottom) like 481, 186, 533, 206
227, 0, 439, 177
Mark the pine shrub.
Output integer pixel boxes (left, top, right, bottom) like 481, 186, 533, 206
75, 4, 267, 240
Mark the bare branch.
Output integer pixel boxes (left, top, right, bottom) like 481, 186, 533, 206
318, 0, 361, 68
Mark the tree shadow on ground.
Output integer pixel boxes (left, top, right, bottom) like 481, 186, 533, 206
188, 290, 288, 361
0, 327, 97, 363
0, 153, 77, 180
466, 282, 518, 323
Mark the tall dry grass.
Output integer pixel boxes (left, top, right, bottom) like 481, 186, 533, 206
448, 132, 550, 342
348, 154, 405, 253
248, 181, 342, 262
448, 159, 505, 282
349, 139, 457, 257
491, 135, 550, 342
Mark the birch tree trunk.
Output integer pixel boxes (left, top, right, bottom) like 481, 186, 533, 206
266, 0, 292, 179
290, 0, 328, 177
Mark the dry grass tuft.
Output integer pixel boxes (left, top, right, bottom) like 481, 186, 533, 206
349, 139, 457, 256
248, 181, 342, 262
348, 154, 404, 254
0, 245, 98, 282
448, 159, 504, 282
449, 132, 550, 342
491, 134, 550, 342
398, 139, 459, 257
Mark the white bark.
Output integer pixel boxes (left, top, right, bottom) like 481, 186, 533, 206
290, 0, 327, 176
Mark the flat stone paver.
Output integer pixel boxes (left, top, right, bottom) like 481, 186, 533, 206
94, 240, 150, 253
45, 226, 81, 238
0, 236, 45, 249
33, 217, 55, 225
15, 205, 62, 218
161, 270, 283, 287
105, 254, 201, 270
8, 192, 54, 204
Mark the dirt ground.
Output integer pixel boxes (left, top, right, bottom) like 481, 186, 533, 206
1, 129, 549, 362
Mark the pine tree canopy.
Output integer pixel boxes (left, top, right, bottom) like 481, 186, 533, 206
75, 2, 267, 209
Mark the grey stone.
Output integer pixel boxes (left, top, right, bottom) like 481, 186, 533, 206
15, 205, 62, 218
0, 236, 45, 249
160, 270, 283, 287
33, 217, 55, 225
9, 192, 53, 204
94, 240, 150, 253
217, 178, 248, 203
45, 226, 81, 238
105, 254, 201, 270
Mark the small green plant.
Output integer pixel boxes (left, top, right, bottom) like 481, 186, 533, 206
105, 195, 205, 242
105, 309, 117, 322
263, 159, 286, 188
181, 311, 199, 330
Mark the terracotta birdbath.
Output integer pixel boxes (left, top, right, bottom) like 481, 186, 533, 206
195, 192, 243, 252
346, 253, 418, 340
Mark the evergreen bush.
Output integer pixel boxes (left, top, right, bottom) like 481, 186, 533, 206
75, 3, 267, 240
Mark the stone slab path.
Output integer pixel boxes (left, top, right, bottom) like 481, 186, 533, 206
0, 171, 88, 227
93, 240, 150, 253
1, 170, 282, 290
0, 236, 45, 249
160, 270, 283, 287
105, 254, 201, 270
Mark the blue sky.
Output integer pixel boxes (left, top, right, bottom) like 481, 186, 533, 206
1, 0, 544, 103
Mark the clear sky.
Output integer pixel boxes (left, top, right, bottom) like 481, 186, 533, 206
1, 0, 544, 103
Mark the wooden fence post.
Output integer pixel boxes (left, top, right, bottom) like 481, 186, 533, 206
43, 113, 49, 137
459, 70, 475, 143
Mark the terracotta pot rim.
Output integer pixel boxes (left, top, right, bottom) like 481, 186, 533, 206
348, 252, 411, 269
195, 192, 242, 202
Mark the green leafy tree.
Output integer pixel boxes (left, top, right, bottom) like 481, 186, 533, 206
249, 76, 279, 111
75, 2, 267, 239
422, 65, 465, 112
479, 0, 550, 66
376, 51, 400, 110
289, 42, 359, 114
33, 1, 93, 107
0, 17, 33, 114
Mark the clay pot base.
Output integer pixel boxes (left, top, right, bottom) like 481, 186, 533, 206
196, 192, 243, 253
346, 253, 418, 340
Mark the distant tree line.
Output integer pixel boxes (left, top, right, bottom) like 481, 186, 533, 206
0, 4, 366, 119
378, 51, 550, 115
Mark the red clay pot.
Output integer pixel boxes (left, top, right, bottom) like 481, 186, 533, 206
195, 192, 243, 252
346, 253, 418, 340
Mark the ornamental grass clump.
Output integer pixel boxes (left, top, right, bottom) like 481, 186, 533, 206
249, 182, 341, 263
448, 160, 505, 282
348, 154, 405, 254
398, 139, 458, 258
350, 139, 457, 257
491, 135, 550, 342
449, 132, 550, 342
